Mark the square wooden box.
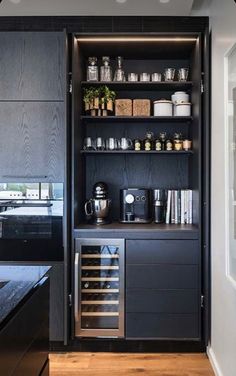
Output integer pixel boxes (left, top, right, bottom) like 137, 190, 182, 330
133, 99, 151, 116
115, 99, 133, 116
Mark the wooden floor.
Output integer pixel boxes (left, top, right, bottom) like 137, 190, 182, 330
49, 353, 214, 376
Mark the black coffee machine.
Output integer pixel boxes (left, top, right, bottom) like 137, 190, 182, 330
120, 188, 151, 223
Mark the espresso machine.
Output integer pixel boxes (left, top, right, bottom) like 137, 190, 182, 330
120, 188, 151, 223
85, 182, 111, 225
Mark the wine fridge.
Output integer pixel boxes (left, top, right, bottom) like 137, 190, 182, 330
74, 238, 125, 337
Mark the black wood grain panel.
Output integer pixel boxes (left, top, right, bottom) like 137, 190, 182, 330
112, 17, 143, 32
86, 155, 188, 221
0, 32, 65, 101
126, 313, 199, 339
0, 102, 65, 182
126, 289, 199, 313
126, 264, 198, 289
49, 264, 64, 342
0, 16, 208, 34
126, 240, 198, 264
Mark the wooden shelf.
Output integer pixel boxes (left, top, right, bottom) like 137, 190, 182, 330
81, 115, 193, 123
81, 150, 193, 155
81, 81, 193, 91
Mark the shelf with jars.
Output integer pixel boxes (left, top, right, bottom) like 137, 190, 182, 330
80, 115, 193, 123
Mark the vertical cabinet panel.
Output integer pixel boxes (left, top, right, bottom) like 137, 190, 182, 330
49, 264, 64, 342
0, 102, 65, 182
0, 32, 65, 101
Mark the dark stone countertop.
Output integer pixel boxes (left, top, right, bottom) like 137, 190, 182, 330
0, 265, 51, 326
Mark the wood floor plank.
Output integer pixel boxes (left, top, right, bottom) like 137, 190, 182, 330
49, 352, 214, 376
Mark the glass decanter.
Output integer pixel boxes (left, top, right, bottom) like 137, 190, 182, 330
100, 56, 112, 82
87, 57, 98, 82
113, 56, 125, 82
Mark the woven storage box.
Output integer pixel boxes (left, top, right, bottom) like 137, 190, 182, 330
115, 99, 132, 116
133, 99, 151, 116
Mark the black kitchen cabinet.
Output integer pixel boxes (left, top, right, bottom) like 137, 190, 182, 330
71, 22, 209, 349
126, 239, 200, 339
0, 31, 66, 183
0, 32, 65, 101
0, 276, 49, 376
0, 102, 65, 182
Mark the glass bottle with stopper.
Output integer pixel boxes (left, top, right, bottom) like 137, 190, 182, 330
174, 132, 183, 151
114, 56, 125, 82
87, 57, 98, 82
144, 131, 154, 151
100, 56, 112, 82
159, 132, 167, 150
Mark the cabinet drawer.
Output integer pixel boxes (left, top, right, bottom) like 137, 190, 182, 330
126, 313, 199, 339
126, 265, 198, 289
126, 240, 198, 264
126, 289, 199, 313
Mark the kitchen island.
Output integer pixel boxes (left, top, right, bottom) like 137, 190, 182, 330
0, 265, 51, 376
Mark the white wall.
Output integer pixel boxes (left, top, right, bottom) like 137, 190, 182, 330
192, 1, 236, 375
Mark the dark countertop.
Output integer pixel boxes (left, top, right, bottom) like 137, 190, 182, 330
74, 222, 199, 240
0, 265, 51, 327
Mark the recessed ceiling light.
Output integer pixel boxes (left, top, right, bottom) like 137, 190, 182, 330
9, 0, 22, 3
159, 0, 170, 3
116, 0, 127, 3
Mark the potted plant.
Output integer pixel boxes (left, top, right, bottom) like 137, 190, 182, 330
99, 86, 116, 116
83, 86, 116, 116
83, 87, 100, 116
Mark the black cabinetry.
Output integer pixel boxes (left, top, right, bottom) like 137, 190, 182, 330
0, 32, 66, 182
72, 27, 208, 346
126, 239, 200, 339
0, 32, 65, 101
0, 277, 49, 376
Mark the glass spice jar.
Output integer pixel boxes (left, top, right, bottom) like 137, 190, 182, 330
165, 138, 173, 151
183, 139, 192, 151
174, 132, 183, 151
134, 139, 142, 151
155, 136, 162, 151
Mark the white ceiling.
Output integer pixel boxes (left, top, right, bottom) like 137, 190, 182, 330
0, 0, 195, 17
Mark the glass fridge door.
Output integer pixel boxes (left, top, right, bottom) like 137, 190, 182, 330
75, 238, 124, 337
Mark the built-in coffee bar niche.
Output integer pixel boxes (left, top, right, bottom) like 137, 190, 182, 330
72, 33, 206, 342
72, 35, 200, 231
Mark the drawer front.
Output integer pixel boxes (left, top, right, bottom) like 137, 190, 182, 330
126, 289, 199, 313
126, 313, 199, 339
126, 240, 198, 265
126, 264, 198, 289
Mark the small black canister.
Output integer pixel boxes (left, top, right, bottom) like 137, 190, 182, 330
154, 200, 165, 223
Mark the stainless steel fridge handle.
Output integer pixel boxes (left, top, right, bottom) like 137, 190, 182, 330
74, 251, 80, 322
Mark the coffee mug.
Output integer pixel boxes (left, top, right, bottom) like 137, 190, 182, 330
120, 138, 133, 150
